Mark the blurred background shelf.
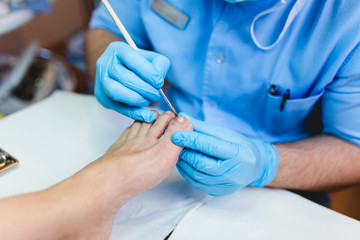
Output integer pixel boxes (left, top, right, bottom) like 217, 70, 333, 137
0, 0, 96, 94
0, 0, 94, 52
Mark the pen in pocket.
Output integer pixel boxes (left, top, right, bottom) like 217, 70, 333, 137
269, 85, 278, 96
280, 89, 290, 111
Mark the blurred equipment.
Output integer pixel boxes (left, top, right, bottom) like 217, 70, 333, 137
0, 148, 19, 174
0, 42, 75, 115
0, 0, 52, 35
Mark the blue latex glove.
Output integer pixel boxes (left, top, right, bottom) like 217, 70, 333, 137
172, 113, 279, 196
95, 41, 171, 122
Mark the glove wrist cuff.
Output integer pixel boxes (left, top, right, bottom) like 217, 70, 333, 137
251, 142, 279, 188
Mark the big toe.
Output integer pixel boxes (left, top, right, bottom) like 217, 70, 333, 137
152, 116, 193, 174
159, 116, 193, 151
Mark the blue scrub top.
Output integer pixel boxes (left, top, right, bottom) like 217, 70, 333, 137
89, 0, 360, 146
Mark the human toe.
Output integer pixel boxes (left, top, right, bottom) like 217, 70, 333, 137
137, 111, 159, 137
160, 116, 193, 143
148, 111, 175, 139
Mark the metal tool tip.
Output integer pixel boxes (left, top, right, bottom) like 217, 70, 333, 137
171, 107, 178, 117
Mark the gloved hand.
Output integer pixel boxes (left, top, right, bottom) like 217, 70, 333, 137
95, 41, 171, 122
171, 113, 279, 196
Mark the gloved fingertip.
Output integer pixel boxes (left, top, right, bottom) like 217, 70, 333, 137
176, 160, 185, 168
155, 78, 164, 88
147, 71, 164, 89
171, 131, 186, 144
138, 99, 151, 107
142, 111, 157, 122
128, 109, 156, 122
178, 149, 186, 159
153, 93, 163, 102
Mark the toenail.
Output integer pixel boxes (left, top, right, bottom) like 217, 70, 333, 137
166, 111, 175, 118
177, 116, 185, 123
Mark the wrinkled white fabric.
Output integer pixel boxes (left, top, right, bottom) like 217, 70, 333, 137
171, 188, 360, 240
110, 170, 211, 240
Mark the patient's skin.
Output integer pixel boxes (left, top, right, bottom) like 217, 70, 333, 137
0, 111, 193, 240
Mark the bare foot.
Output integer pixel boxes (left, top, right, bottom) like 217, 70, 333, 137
106, 111, 193, 198
62, 111, 193, 240
0, 112, 193, 240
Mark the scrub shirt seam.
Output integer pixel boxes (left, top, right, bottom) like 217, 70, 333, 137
337, 41, 360, 74
213, 1, 226, 24
139, 0, 156, 50
202, 4, 229, 118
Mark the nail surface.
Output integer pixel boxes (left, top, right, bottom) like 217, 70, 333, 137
177, 116, 185, 123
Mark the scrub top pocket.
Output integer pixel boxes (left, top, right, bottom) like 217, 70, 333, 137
264, 88, 324, 137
